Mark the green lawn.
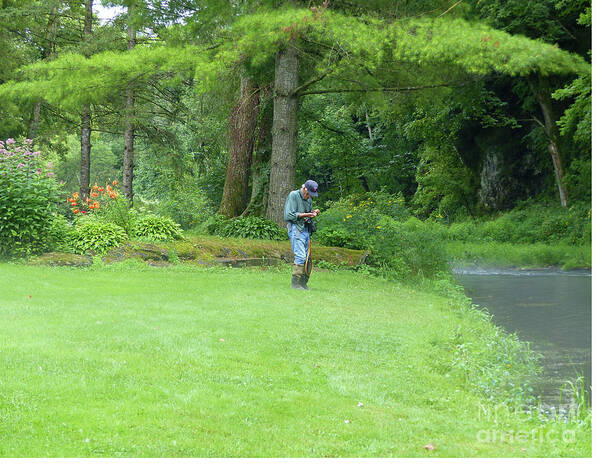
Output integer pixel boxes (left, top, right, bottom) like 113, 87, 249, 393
0, 263, 590, 457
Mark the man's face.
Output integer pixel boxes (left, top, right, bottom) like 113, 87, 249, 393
301, 186, 310, 199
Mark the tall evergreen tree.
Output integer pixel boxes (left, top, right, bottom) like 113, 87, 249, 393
80, 0, 94, 200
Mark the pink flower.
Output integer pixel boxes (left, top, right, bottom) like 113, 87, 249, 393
35, 168, 42, 175
47, 172, 55, 178
17, 163, 25, 169
6, 138, 15, 145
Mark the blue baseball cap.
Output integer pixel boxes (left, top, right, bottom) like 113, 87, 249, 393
305, 180, 318, 197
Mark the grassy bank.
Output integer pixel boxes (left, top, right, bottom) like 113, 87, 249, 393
0, 263, 590, 457
446, 241, 591, 270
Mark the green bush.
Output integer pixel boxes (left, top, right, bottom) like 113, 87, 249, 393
443, 202, 591, 245
0, 139, 63, 257
315, 193, 448, 279
447, 221, 476, 241
155, 190, 213, 231
197, 213, 228, 236
70, 220, 127, 255
94, 192, 137, 237
212, 216, 287, 241
365, 217, 449, 280
46, 214, 75, 253
134, 214, 184, 241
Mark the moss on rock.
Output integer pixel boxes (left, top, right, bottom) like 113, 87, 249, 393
103, 243, 169, 264
29, 252, 93, 267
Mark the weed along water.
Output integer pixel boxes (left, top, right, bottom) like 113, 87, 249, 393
453, 267, 591, 410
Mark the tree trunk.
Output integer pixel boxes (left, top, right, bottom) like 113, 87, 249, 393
242, 87, 273, 217
79, 0, 93, 200
266, 44, 299, 226
530, 75, 568, 208
123, 8, 136, 204
28, 102, 42, 140
218, 77, 260, 218
80, 105, 92, 199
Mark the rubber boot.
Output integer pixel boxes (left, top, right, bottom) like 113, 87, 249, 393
299, 273, 310, 290
291, 264, 305, 289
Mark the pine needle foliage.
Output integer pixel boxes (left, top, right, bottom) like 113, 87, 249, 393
1, 7, 587, 107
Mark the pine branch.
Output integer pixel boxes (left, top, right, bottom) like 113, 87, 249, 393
298, 80, 475, 96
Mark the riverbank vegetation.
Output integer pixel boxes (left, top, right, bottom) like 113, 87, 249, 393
0, 263, 591, 457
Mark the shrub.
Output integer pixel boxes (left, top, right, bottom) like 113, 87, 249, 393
365, 216, 449, 280
70, 220, 127, 255
443, 202, 591, 245
155, 189, 213, 231
46, 214, 75, 253
67, 181, 137, 237
447, 221, 477, 241
315, 193, 448, 279
134, 214, 184, 241
197, 213, 228, 236
213, 216, 287, 241
0, 138, 63, 257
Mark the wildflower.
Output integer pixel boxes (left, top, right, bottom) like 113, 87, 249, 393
6, 138, 15, 145
98, 187, 104, 192
376, 226, 381, 229
74, 209, 80, 214
17, 163, 25, 169
91, 192, 98, 198
506, 364, 511, 368
112, 180, 118, 186
346, 214, 352, 219
47, 172, 54, 178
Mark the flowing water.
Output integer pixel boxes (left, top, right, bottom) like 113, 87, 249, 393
453, 267, 591, 411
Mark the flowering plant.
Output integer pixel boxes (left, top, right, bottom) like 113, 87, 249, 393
0, 138, 62, 256
66, 180, 120, 215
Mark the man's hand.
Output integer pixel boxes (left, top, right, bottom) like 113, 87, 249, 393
313, 209, 320, 215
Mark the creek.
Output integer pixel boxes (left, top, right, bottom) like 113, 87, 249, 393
453, 267, 591, 411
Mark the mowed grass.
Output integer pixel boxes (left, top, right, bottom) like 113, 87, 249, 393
0, 263, 590, 457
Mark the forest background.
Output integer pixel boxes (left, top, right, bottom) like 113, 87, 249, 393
0, 0, 592, 271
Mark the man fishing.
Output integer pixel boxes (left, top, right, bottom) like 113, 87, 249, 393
283, 180, 320, 290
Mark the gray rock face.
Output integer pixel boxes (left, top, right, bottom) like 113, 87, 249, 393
474, 127, 545, 211
480, 148, 511, 210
